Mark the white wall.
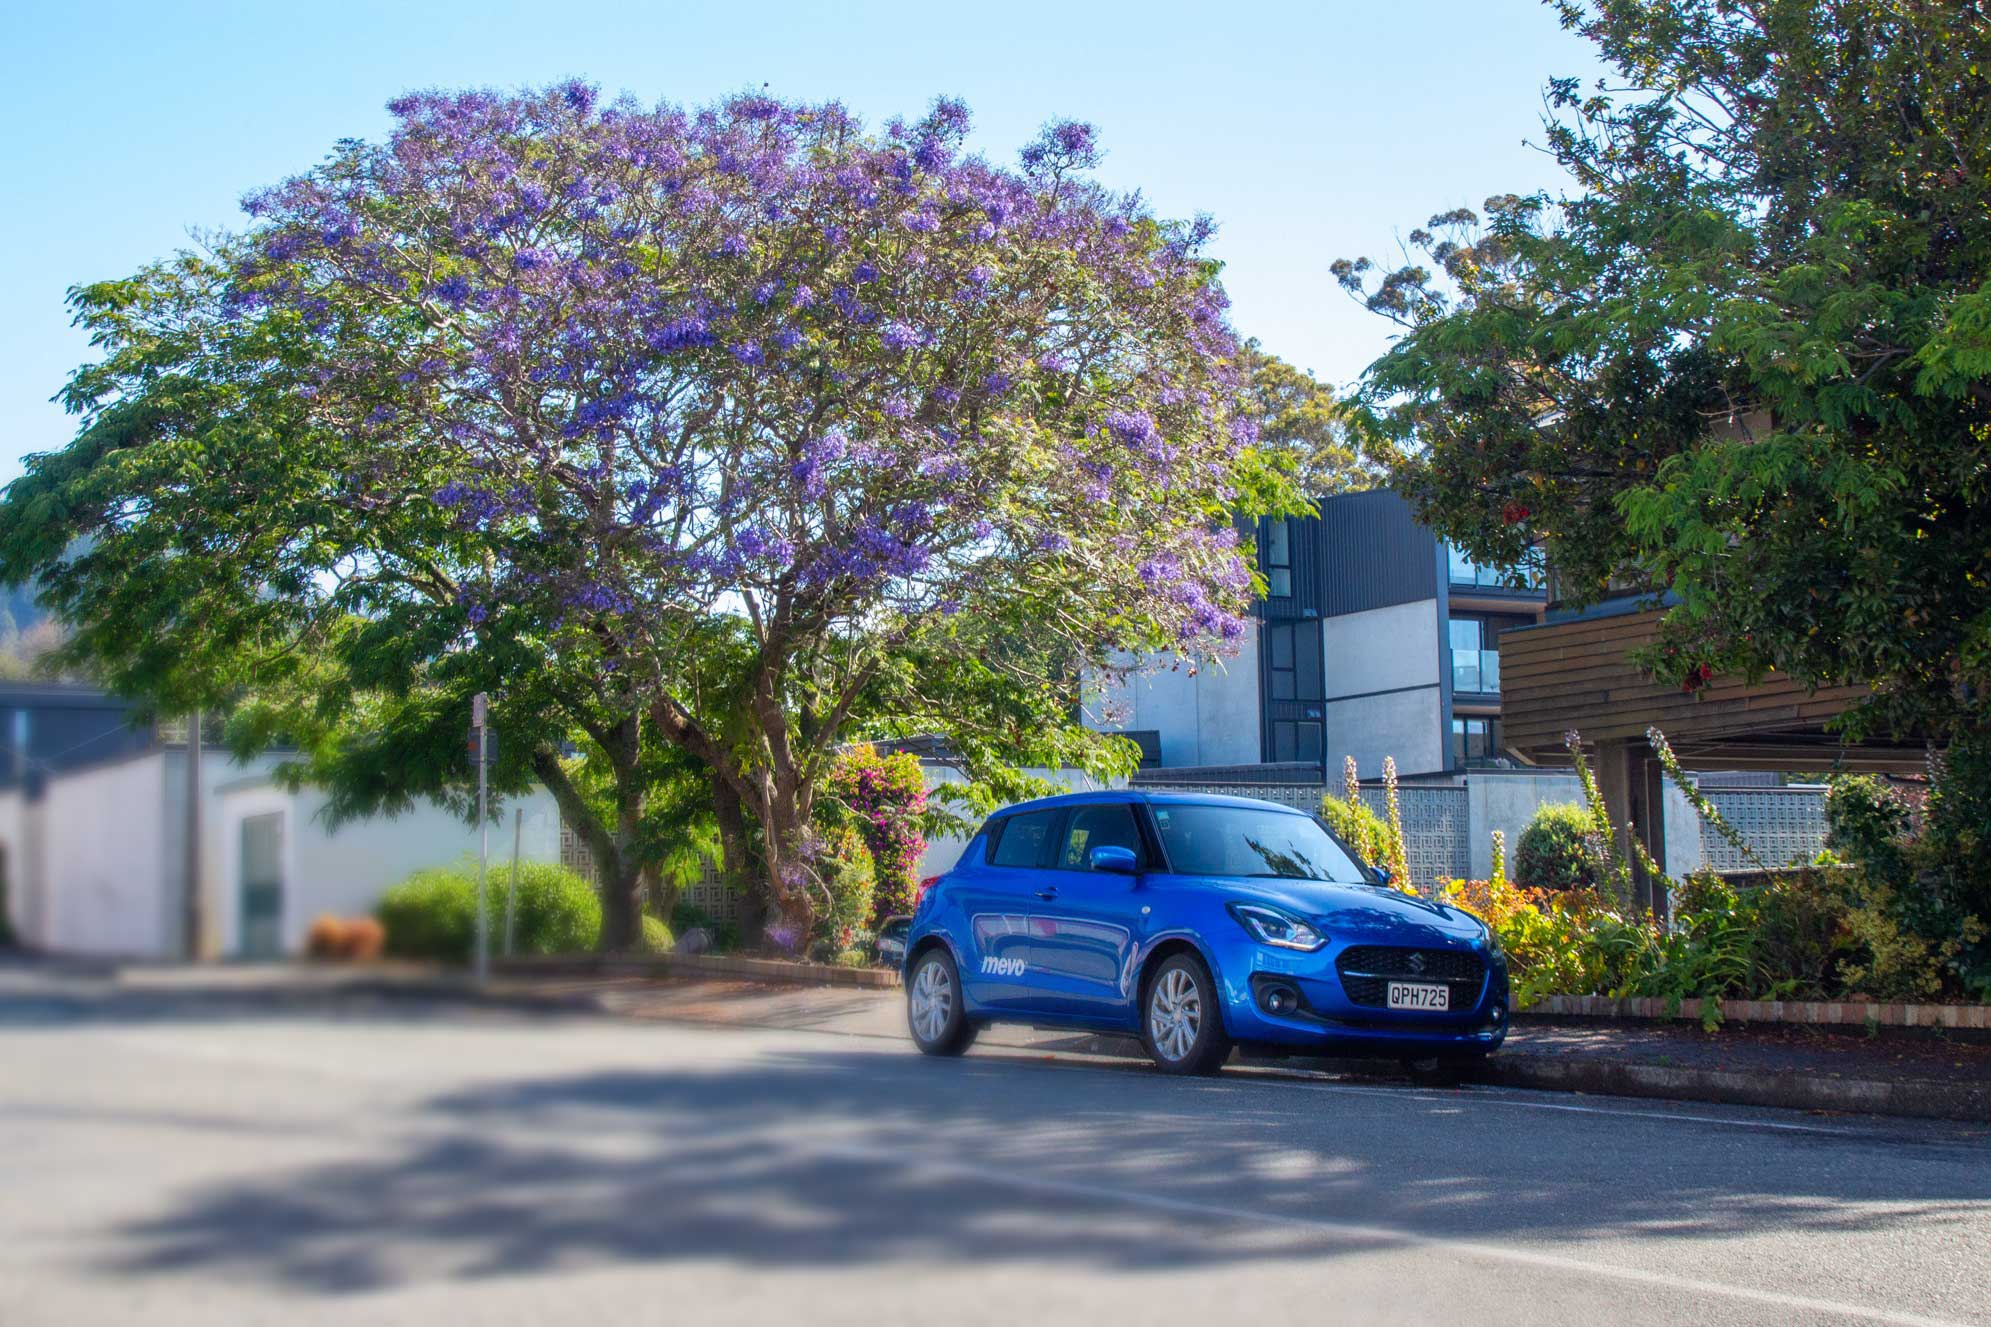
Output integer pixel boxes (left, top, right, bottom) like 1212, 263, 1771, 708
210, 773, 565, 956
1322, 599, 1445, 778
1327, 690, 1445, 783
1466, 773, 1585, 880
1088, 623, 1261, 768
29, 752, 172, 957
1323, 599, 1439, 699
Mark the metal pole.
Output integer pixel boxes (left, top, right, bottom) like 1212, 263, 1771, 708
184, 709, 204, 961
473, 693, 489, 983
504, 807, 523, 956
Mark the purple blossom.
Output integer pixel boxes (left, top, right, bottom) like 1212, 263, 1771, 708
730, 340, 765, 365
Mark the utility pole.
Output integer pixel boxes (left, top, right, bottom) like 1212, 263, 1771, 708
473, 693, 490, 983
184, 709, 204, 961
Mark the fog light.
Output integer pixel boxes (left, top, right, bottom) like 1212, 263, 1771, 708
1262, 985, 1298, 1016
1492, 1002, 1507, 1024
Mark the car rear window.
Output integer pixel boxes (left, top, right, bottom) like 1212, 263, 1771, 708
987, 808, 1061, 868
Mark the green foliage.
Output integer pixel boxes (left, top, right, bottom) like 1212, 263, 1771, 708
640, 914, 674, 955
811, 826, 876, 957
1339, 1, 1991, 753
1319, 792, 1391, 871
1516, 803, 1603, 893
375, 860, 601, 962
669, 899, 741, 954
1237, 341, 1378, 495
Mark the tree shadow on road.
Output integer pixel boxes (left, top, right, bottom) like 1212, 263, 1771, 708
93, 1039, 1991, 1297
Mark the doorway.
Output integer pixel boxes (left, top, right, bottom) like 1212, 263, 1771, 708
238, 812, 284, 958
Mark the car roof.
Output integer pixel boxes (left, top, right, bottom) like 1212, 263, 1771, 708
989, 788, 1310, 817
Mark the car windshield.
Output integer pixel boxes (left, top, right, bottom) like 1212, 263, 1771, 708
1149, 804, 1368, 882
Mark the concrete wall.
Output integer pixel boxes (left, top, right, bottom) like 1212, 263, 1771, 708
1466, 773, 1585, 880
208, 770, 565, 957
1322, 599, 1445, 778
1088, 622, 1261, 768
1328, 690, 1445, 785
913, 764, 1127, 882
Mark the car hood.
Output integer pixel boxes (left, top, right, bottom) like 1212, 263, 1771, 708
1208, 877, 1487, 945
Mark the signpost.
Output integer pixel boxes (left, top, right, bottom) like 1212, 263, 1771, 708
472, 693, 489, 984
504, 807, 523, 956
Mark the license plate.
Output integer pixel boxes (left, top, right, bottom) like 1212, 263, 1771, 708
1388, 982, 1449, 1011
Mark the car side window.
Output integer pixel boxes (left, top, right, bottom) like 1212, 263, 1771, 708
987, 809, 1061, 868
1059, 804, 1144, 870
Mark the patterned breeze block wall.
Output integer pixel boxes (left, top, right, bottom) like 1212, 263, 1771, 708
558, 821, 746, 924
1699, 788, 1830, 872
1357, 785, 1472, 886
1136, 781, 1473, 889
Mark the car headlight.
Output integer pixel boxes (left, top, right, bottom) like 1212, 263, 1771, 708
1228, 903, 1327, 952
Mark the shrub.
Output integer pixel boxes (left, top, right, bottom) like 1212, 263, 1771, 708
827, 744, 927, 923
812, 826, 875, 957
1319, 792, 1389, 865
1516, 802, 1603, 892
641, 914, 674, 954
375, 860, 601, 961
670, 899, 741, 953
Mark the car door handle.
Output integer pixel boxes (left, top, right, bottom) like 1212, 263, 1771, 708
1035, 887, 1058, 901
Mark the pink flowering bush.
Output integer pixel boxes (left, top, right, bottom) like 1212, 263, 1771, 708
829, 745, 928, 922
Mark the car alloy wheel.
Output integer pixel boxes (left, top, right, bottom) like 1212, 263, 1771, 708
1149, 967, 1201, 1062
1142, 952, 1232, 1076
906, 947, 977, 1057
910, 957, 953, 1043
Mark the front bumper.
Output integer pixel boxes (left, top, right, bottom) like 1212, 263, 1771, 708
1216, 943, 1511, 1056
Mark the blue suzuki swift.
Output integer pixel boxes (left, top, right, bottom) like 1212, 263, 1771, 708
903, 790, 1509, 1075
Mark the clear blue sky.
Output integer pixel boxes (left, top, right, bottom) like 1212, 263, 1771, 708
0, 1, 1601, 484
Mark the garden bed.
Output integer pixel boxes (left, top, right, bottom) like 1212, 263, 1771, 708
1528, 994, 1991, 1030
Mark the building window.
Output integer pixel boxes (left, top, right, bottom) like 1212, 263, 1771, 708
1264, 518, 1293, 598
1451, 717, 1501, 767
1449, 617, 1500, 693
1447, 543, 1543, 590
1271, 720, 1323, 764
1264, 622, 1322, 702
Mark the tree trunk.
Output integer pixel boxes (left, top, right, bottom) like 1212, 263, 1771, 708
598, 855, 645, 953
712, 781, 765, 946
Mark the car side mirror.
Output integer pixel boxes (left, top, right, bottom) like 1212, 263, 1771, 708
1372, 864, 1393, 886
1089, 845, 1139, 875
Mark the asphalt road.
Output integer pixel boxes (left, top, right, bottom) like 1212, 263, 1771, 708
2, 975, 1989, 1326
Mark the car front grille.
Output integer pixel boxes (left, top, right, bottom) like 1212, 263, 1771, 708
1335, 945, 1486, 1008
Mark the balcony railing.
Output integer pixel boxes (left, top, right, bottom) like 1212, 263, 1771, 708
1452, 649, 1501, 694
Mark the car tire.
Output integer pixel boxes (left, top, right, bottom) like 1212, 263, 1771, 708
907, 946, 977, 1057
1141, 952, 1232, 1076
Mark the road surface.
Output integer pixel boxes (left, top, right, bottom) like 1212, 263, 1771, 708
1, 973, 1987, 1325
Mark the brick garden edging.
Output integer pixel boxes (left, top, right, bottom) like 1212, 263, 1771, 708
1528, 994, 1991, 1030
494, 951, 902, 990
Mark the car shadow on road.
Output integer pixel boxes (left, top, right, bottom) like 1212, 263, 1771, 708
93, 1038, 1991, 1297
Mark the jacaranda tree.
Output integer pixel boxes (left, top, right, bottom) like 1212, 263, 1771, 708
1, 85, 1293, 948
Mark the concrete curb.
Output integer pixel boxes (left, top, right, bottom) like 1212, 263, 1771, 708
1474, 1052, 1991, 1122
1021, 1030, 1991, 1123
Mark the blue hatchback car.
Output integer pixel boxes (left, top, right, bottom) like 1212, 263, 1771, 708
903, 790, 1509, 1075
